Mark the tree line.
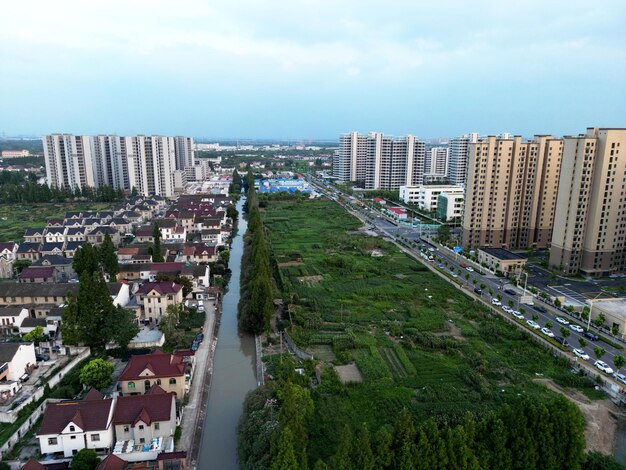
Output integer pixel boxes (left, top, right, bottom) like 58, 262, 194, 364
238, 171, 274, 334
0, 178, 125, 204
239, 375, 623, 470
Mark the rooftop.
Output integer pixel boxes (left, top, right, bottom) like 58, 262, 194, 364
479, 247, 527, 261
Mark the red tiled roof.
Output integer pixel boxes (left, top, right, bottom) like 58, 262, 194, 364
117, 247, 140, 255
20, 266, 55, 279
136, 281, 182, 296
84, 388, 104, 401
21, 459, 46, 470
96, 454, 127, 470
113, 391, 175, 427
157, 451, 187, 461
173, 226, 185, 234
388, 207, 406, 215
119, 351, 185, 381
136, 228, 153, 237
0, 243, 17, 252
38, 399, 113, 435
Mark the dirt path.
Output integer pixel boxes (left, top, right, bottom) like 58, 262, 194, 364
536, 378, 619, 454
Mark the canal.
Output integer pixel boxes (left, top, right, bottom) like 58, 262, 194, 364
197, 197, 258, 469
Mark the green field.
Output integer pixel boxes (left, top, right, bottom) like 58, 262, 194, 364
0, 202, 116, 242
263, 199, 603, 462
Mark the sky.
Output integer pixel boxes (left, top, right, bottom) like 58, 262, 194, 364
0, 0, 624, 140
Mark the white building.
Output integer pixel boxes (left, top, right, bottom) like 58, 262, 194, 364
43, 135, 96, 191
425, 147, 449, 178
1, 150, 30, 158
0, 342, 36, 382
399, 184, 465, 212
437, 193, 464, 221
448, 133, 479, 185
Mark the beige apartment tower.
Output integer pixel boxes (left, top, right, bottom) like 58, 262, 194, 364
462, 135, 563, 250
549, 128, 626, 276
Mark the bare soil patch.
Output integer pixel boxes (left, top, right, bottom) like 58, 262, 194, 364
297, 275, 323, 285
278, 260, 304, 267
335, 363, 363, 384
536, 378, 619, 454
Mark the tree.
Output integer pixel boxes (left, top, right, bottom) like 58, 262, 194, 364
593, 346, 606, 361
374, 427, 393, 469
578, 337, 587, 349
611, 325, 620, 336
73, 243, 99, 277
161, 304, 182, 338
22, 326, 45, 344
151, 224, 164, 262
593, 313, 606, 329
532, 313, 539, 322
613, 355, 625, 373
271, 427, 298, 470
489, 288, 494, 298
108, 306, 139, 351
227, 203, 238, 220
354, 423, 375, 470
100, 233, 119, 278
546, 321, 553, 330
554, 298, 562, 309
480, 283, 486, 291
560, 327, 571, 339
334, 425, 353, 470
80, 358, 114, 390
70, 448, 100, 470
437, 225, 450, 243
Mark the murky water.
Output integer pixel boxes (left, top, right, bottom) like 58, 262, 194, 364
197, 198, 257, 469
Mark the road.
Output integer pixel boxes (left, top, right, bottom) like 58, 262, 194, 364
309, 176, 626, 387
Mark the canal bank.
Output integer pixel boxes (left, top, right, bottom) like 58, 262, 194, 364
196, 197, 258, 470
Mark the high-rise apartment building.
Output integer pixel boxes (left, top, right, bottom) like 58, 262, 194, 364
549, 128, 626, 276
43, 134, 194, 197
462, 135, 563, 250
448, 133, 479, 185
332, 132, 425, 190
425, 147, 449, 178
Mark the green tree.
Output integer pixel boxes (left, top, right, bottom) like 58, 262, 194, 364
354, 423, 375, 470
70, 448, 100, 470
532, 313, 539, 322
593, 313, 606, 329
578, 337, 587, 349
61, 291, 81, 345
79, 358, 114, 390
613, 355, 625, 373
594, 346, 606, 361
73, 243, 99, 277
227, 203, 239, 220
546, 320, 553, 329
554, 298, 562, 308
334, 425, 353, 470
437, 225, 450, 243
161, 303, 182, 338
22, 326, 45, 344
100, 233, 119, 278
151, 224, 164, 262
374, 427, 393, 469
560, 327, 571, 339
278, 382, 314, 458
271, 427, 298, 470
108, 306, 139, 351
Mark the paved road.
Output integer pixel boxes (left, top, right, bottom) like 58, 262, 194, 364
310, 177, 626, 387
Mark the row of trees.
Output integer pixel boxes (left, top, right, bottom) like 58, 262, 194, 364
238, 172, 274, 334
229, 169, 243, 196
241, 380, 613, 470
73, 236, 119, 279
0, 181, 125, 204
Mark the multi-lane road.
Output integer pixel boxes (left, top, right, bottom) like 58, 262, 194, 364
310, 177, 626, 387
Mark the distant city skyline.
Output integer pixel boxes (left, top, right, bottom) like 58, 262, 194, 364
1, 1, 624, 138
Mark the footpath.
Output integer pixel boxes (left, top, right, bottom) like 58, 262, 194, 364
178, 299, 218, 463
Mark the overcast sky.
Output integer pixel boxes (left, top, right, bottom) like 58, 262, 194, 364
1, 0, 624, 139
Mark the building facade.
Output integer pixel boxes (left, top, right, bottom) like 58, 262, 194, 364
549, 128, 626, 276
462, 135, 563, 250
448, 133, 479, 185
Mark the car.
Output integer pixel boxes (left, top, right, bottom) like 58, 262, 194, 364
504, 288, 516, 296
428, 247, 435, 252
512, 311, 525, 320
573, 348, 590, 360
35, 353, 50, 362
594, 360, 614, 374
502, 305, 513, 313
554, 337, 569, 347
540, 327, 555, 338
466, 267, 474, 272
197, 303, 205, 312
532, 305, 547, 313
613, 372, 626, 385
451, 273, 458, 278
569, 324, 584, 333
555, 316, 569, 325
474, 287, 482, 295
191, 341, 199, 352
51, 346, 61, 353
526, 320, 541, 329
583, 331, 599, 341
195, 333, 204, 342
491, 299, 502, 306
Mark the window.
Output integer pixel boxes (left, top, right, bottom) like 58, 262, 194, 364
128, 381, 135, 389
156, 379, 162, 385
124, 426, 130, 433
155, 423, 160, 430
169, 378, 176, 385
139, 424, 144, 430
69, 425, 75, 432
140, 437, 146, 444
48, 437, 58, 445
71, 435, 76, 440
91, 434, 100, 442
144, 380, 151, 390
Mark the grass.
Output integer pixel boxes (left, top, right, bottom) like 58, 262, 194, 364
262, 199, 605, 462
0, 202, 116, 242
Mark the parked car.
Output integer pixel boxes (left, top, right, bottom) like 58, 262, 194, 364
197, 303, 205, 312
532, 305, 547, 313
573, 348, 590, 360
540, 327, 555, 338
191, 341, 199, 352
554, 337, 569, 347
51, 346, 61, 353
569, 324, 584, 333
466, 267, 474, 272
491, 298, 502, 307
613, 372, 626, 385
555, 316, 569, 325
512, 311, 525, 320
474, 287, 482, 295
526, 320, 541, 330
583, 331, 599, 341
36, 353, 50, 362
502, 305, 513, 313
504, 289, 516, 296
594, 360, 614, 374
195, 333, 204, 342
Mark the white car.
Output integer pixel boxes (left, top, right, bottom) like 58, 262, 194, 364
569, 324, 584, 333
501, 305, 513, 313
526, 320, 541, 330
613, 372, 626, 385
573, 349, 590, 360
491, 298, 502, 306
540, 327, 555, 338
512, 311, 525, 320
555, 316, 569, 325
594, 361, 614, 375
466, 266, 474, 272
